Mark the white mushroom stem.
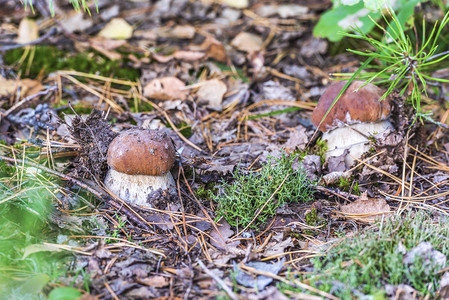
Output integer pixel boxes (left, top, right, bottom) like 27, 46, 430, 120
104, 169, 176, 207
323, 120, 393, 167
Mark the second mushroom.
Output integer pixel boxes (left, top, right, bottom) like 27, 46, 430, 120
311, 80, 393, 168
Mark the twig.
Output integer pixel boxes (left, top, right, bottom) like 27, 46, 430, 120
2, 85, 57, 117
239, 264, 341, 300
0, 154, 103, 198
162, 111, 204, 153
197, 260, 239, 300
0, 27, 57, 51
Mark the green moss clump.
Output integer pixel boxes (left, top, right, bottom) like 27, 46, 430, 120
4, 46, 140, 80
212, 153, 315, 229
307, 211, 449, 298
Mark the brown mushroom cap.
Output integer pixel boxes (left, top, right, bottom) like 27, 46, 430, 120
311, 81, 392, 132
107, 129, 176, 176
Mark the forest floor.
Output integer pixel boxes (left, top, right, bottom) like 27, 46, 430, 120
1, 0, 449, 299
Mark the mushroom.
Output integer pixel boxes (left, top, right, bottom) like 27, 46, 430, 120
104, 129, 176, 207
311, 80, 393, 167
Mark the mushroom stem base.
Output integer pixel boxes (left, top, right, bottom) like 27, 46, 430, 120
104, 169, 176, 207
323, 120, 392, 167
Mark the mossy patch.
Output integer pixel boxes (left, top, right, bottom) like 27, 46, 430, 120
4, 46, 140, 80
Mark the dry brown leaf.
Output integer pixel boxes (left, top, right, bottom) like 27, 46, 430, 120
199, 36, 228, 62
231, 32, 263, 53
152, 50, 206, 63
139, 275, 169, 288
89, 37, 126, 60
98, 18, 133, 40
197, 79, 227, 110
0, 77, 43, 97
143, 77, 188, 101
0, 77, 18, 96
17, 18, 39, 44
339, 192, 391, 223
166, 25, 196, 39
220, 0, 249, 9
20, 78, 44, 96
59, 11, 93, 33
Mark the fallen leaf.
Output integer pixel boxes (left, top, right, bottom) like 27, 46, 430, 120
59, 11, 93, 33
231, 32, 263, 53
209, 219, 240, 251
20, 78, 44, 96
139, 276, 169, 288
196, 79, 227, 110
0, 77, 43, 97
262, 237, 293, 257
152, 50, 206, 63
167, 25, 196, 39
143, 77, 188, 100
284, 127, 308, 152
0, 77, 18, 96
234, 259, 285, 291
339, 192, 391, 223
256, 4, 308, 18
198, 36, 228, 62
17, 18, 38, 44
89, 36, 125, 60
98, 18, 133, 40
220, 0, 249, 9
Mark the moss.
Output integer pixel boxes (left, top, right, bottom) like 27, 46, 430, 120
305, 208, 319, 226
338, 177, 361, 195
312, 138, 328, 165
4, 46, 140, 81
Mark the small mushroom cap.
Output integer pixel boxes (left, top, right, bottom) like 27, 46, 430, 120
311, 81, 392, 132
107, 129, 176, 176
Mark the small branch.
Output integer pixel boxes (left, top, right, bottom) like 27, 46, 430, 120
0, 27, 57, 51
0, 154, 104, 198
1, 85, 57, 118
197, 260, 239, 300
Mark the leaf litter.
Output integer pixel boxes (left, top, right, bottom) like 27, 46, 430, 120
0, 0, 449, 299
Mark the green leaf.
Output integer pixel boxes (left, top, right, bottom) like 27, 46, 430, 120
313, 2, 380, 42
363, 0, 390, 10
385, 0, 424, 39
18, 274, 50, 295
48, 287, 83, 300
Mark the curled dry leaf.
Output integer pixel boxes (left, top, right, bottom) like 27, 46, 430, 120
198, 36, 228, 62
165, 25, 196, 39
98, 18, 133, 40
339, 192, 391, 223
89, 37, 126, 60
0, 77, 43, 97
152, 50, 206, 63
17, 18, 39, 44
231, 32, 263, 53
143, 77, 188, 101
139, 276, 169, 288
196, 79, 227, 110
59, 12, 93, 33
